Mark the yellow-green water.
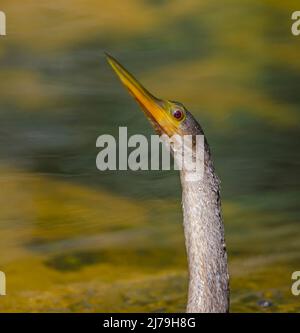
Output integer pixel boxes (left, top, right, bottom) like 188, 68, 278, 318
0, 0, 300, 312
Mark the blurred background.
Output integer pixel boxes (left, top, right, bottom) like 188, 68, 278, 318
0, 0, 299, 312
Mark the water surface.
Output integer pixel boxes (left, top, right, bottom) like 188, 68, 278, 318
0, 0, 299, 312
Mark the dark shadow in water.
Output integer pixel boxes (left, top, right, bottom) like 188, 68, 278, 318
45, 247, 185, 272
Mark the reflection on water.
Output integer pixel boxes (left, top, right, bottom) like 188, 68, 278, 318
0, 0, 299, 312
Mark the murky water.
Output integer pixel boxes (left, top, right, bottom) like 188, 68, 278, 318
0, 0, 299, 312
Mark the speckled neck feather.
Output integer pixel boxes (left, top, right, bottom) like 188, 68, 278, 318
180, 149, 229, 313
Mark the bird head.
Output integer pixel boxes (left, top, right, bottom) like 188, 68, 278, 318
106, 54, 204, 139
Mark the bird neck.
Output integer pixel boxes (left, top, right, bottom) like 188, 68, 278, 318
180, 154, 229, 313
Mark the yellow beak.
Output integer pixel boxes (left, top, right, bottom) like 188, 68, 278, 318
106, 53, 177, 136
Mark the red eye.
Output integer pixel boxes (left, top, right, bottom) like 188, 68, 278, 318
173, 109, 184, 120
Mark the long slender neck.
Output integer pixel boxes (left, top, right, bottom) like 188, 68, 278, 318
180, 152, 229, 313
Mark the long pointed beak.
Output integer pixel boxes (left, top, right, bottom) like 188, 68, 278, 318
106, 53, 173, 135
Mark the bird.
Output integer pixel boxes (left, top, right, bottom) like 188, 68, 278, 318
106, 53, 230, 313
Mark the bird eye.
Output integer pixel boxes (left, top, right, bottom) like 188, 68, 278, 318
173, 109, 184, 120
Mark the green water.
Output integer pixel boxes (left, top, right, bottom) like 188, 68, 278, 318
0, 0, 299, 312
